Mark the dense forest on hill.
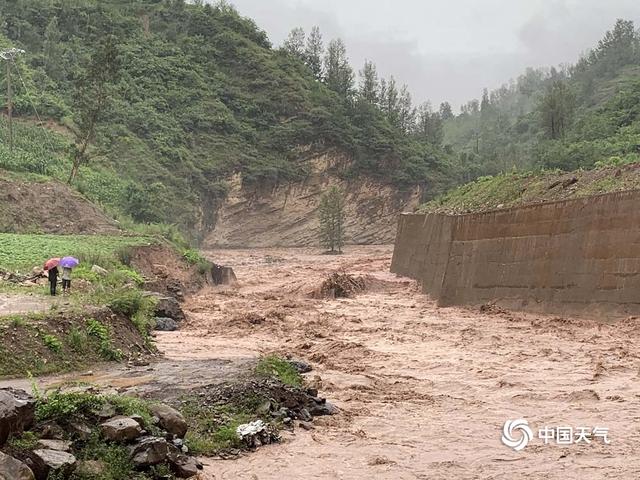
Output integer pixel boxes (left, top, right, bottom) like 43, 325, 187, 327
0, 0, 452, 235
443, 19, 640, 183
0, 0, 639, 235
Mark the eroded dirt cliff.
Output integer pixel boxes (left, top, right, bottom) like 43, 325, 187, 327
204, 153, 421, 248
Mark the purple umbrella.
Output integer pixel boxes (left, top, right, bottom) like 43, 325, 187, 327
59, 256, 80, 269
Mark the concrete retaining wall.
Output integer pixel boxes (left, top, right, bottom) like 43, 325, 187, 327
391, 190, 640, 317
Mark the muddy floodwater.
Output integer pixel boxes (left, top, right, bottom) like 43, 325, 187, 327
175, 246, 640, 479
6, 246, 640, 479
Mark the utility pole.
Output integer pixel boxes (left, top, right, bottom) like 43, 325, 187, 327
1, 48, 25, 153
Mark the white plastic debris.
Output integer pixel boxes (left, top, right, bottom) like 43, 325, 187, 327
236, 420, 266, 439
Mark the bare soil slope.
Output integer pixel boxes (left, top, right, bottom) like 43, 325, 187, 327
205, 153, 421, 248
0, 174, 120, 234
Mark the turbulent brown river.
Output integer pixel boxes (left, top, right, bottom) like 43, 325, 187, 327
6, 246, 640, 479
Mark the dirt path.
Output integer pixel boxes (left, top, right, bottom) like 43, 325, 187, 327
158, 246, 640, 480
0, 293, 56, 315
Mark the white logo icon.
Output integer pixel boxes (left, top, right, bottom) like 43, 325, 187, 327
502, 419, 533, 451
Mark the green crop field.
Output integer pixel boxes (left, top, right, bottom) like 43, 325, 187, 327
0, 233, 154, 272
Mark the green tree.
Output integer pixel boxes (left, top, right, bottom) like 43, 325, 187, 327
324, 38, 354, 98
416, 102, 443, 146
68, 36, 120, 184
283, 27, 305, 58
382, 76, 399, 126
398, 84, 415, 133
538, 74, 575, 140
43, 16, 63, 80
358, 60, 379, 104
318, 186, 345, 253
439, 101, 453, 120
305, 26, 324, 80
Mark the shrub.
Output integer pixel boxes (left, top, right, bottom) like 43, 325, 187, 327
35, 391, 105, 422
43, 334, 62, 353
67, 328, 86, 353
107, 289, 145, 317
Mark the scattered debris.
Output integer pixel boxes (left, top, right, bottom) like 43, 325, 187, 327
314, 273, 366, 299
236, 420, 279, 448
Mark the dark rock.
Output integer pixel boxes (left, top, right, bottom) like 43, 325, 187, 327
168, 452, 201, 478
37, 421, 65, 440
150, 404, 188, 438
0, 451, 35, 480
154, 317, 178, 331
298, 421, 315, 431
298, 408, 312, 422
562, 176, 578, 188
0, 388, 35, 446
309, 399, 337, 416
154, 296, 185, 322
288, 360, 312, 374
130, 436, 169, 468
211, 264, 237, 285
101, 416, 143, 442
32, 449, 76, 478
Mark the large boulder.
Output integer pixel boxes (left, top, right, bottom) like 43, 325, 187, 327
0, 388, 35, 446
32, 450, 76, 478
100, 416, 143, 442
150, 404, 188, 438
0, 451, 35, 480
129, 436, 170, 468
154, 317, 178, 332
153, 296, 185, 322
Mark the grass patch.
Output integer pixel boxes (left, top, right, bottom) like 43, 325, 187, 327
182, 399, 256, 455
255, 356, 303, 387
0, 233, 153, 273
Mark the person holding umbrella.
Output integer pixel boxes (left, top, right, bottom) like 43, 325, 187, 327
59, 256, 79, 294
44, 258, 60, 296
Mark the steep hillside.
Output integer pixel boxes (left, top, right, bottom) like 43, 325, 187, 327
0, 0, 451, 241
422, 162, 640, 214
444, 19, 640, 182
207, 151, 420, 247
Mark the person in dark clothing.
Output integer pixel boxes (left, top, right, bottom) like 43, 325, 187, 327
48, 266, 59, 296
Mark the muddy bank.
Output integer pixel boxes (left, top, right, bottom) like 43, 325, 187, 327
0, 175, 120, 235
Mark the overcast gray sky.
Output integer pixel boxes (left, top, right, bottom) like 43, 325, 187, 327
226, 0, 640, 110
